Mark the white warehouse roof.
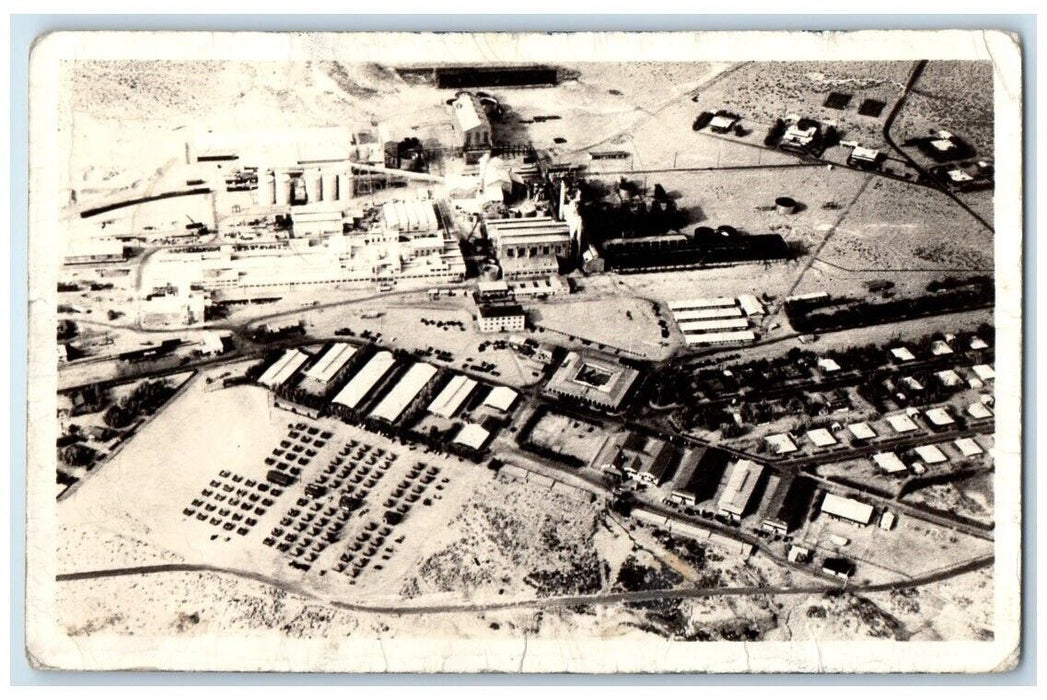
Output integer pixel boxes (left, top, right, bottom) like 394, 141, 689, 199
332, 351, 396, 410
925, 407, 955, 427
891, 347, 916, 362
683, 330, 756, 346
382, 200, 439, 233
370, 362, 438, 423
972, 364, 995, 381
483, 385, 519, 412
736, 294, 765, 316
672, 307, 744, 322
259, 349, 311, 388
303, 343, 358, 384
967, 402, 994, 419
766, 433, 798, 455
428, 374, 478, 419
678, 318, 749, 333
453, 422, 491, 451
821, 493, 874, 525
807, 428, 838, 447
847, 422, 877, 440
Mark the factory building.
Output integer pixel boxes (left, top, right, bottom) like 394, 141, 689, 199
544, 351, 640, 412
670, 445, 732, 506
453, 423, 492, 451
484, 218, 572, 280
717, 459, 765, 520
142, 211, 466, 299
482, 386, 519, 413
759, 475, 816, 535
137, 290, 206, 329
382, 200, 440, 233
683, 330, 757, 346
678, 318, 750, 333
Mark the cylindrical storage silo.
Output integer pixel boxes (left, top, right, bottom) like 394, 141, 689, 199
775, 196, 797, 215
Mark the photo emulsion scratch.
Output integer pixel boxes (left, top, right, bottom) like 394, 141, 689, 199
24, 30, 1023, 673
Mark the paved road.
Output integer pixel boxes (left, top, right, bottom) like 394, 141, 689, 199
55, 553, 992, 616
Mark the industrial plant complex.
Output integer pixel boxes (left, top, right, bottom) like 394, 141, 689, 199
42, 44, 1012, 671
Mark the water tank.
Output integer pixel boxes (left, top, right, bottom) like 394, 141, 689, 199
774, 196, 797, 215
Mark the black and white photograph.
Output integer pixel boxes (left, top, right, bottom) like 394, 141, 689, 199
24, 29, 1024, 674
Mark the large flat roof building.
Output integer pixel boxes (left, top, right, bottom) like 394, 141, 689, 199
678, 318, 750, 333
594, 432, 675, 485
820, 493, 874, 526
760, 474, 817, 535
683, 330, 757, 346
382, 200, 440, 233
544, 351, 640, 412
667, 297, 737, 311
672, 307, 745, 322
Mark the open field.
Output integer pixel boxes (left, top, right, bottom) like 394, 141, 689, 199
819, 176, 994, 271
530, 296, 672, 360
766, 565, 993, 642
903, 469, 995, 526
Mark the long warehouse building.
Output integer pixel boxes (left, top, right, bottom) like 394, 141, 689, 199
331, 351, 397, 410
678, 318, 750, 333
428, 374, 479, 419
258, 349, 311, 389
300, 343, 358, 394
371, 362, 438, 423
672, 307, 744, 322
684, 330, 757, 346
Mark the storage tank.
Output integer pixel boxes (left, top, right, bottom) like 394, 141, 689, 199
775, 196, 797, 215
